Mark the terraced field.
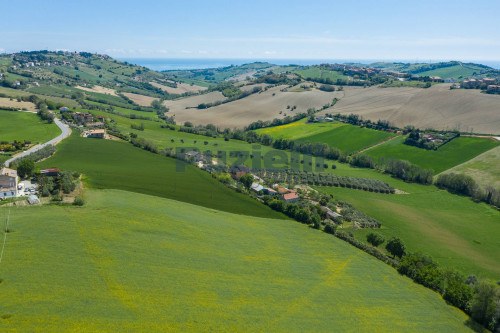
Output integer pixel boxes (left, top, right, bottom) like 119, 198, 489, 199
0, 189, 473, 331
365, 136, 499, 173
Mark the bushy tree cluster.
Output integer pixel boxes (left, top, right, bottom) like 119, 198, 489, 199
377, 157, 434, 184
130, 137, 158, 153
435, 173, 477, 196
338, 201, 382, 228
38, 170, 78, 197
11, 145, 56, 170
245, 113, 307, 130
398, 252, 500, 330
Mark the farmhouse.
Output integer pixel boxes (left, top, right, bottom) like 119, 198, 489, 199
281, 192, 299, 203
487, 85, 500, 93
323, 207, 341, 220
263, 188, 278, 195
85, 122, 104, 129
251, 183, 264, 193
40, 168, 59, 177
88, 129, 105, 139
230, 165, 249, 179
74, 112, 93, 125
0, 167, 18, 199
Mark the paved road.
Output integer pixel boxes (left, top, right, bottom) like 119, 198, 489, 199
5, 117, 71, 167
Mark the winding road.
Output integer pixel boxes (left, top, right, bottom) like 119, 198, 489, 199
5, 116, 71, 167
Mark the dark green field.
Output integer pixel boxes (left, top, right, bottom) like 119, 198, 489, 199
37, 133, 284, 219
299, 125, 396, 153
365, 136, 499, 173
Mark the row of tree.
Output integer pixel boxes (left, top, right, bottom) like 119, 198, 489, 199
348, 155, 434, 185
436, 172, 500, 208
252, 169, 394, 194
398, 252, 500, 330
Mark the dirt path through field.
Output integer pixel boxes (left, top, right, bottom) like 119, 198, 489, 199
355, 135, 401, 154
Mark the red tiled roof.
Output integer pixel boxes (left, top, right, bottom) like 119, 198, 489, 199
283, 193, 298, 201
40, 168, 59, 173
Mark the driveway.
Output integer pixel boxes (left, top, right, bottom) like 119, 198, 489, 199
5, 116, 71, 167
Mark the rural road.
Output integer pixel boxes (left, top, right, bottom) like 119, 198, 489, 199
5, 116, 71, 167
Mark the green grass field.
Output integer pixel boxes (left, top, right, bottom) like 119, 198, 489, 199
37, 133, 283, 219
365, 136, 499, 173
316, 186, 500, 279
0, 110, 61, 143
299, 125, 396, 153
441, 145, 500, 189
0, 189, 473, 331
255, 119, 395, 153
294, 67, 348, 81
415, 65, 478, 79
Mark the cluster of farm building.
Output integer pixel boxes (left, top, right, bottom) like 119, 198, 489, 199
59, 107, 106, 139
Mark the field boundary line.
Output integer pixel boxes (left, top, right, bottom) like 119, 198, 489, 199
354, 134, 401, 155
0, 207, 11, 264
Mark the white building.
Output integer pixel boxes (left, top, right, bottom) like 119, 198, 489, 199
0, 168, 18, 199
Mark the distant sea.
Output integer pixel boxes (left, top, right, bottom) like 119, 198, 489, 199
119, 58, 500, 71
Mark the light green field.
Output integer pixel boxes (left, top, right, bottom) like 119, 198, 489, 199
316, 186, 500, 279
37, 133, 283, 219
415, 65, 478, 79
441, 145, 500, 189
294, 67, 348, 81
365, 136, 499, 173
0, 110, 60, 143
255, 118, 344, 140
0, 189, 473, 331
255, 119, 395, 153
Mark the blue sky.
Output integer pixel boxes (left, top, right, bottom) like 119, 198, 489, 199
1, 0, 499, 61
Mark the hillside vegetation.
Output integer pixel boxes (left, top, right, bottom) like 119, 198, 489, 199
0, 189, 473, 331
365, 136, 499, 173
37, 133, 284, 218
317, 185, 500, 279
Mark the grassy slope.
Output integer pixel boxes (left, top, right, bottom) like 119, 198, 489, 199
0, 189, 472, 331
37, 133, 283, 219
294, 67, 348, 81
0, 110, 60, 143
441, 145, 500, 188
416, 65, 478, 79
365, 136, 499, 173
317, 186, 500, 279
255, 119, 395, 153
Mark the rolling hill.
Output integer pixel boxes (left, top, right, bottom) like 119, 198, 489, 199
0, 189, 474, 331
